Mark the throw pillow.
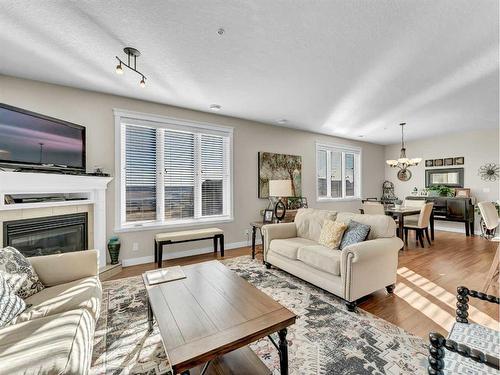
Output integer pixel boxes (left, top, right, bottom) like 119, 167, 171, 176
0, 272, 26, 328
318, 220, 348, 249
0, 246, 44, 299
340, 220, 371, 250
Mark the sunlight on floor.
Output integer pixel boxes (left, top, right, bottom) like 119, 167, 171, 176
397, 267, 499, 331
395, 281, 456, 331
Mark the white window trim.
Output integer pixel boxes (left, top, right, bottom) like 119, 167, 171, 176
315, 141, 362, 202
114, 108, 234, 232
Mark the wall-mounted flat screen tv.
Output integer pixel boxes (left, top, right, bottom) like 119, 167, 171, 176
0, 103, 86, 171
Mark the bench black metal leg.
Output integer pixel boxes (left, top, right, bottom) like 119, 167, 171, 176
278, 328, 289, 375
213, 236, 218, 254
465, 221, 470, 236
219, 234, 224, 257
157, 241, 163, 268
157, 241, 171, 268
154, 240, 158, 263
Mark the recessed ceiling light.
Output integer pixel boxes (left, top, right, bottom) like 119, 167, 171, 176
276, 119, 287, 124
209, 104, 221, 111
217, 28, 225, 35
358, 135, 364, 138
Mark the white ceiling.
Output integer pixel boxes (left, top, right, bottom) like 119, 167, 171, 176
0, 1, 498, 145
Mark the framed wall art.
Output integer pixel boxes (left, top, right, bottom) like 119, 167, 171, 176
258, 152, 302, 198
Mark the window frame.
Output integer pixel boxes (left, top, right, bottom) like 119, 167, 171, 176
315, 142, 362, 202
114, 109, 234, 232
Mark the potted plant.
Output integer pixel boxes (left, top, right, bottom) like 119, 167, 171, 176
427, 185, 454, 197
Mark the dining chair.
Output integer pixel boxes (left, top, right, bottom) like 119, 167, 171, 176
361, 201, 385, 215
403, 202, 434, 248
478, 201, 499, 240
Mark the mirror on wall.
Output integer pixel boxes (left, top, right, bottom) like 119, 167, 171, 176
425, 168, 464, 188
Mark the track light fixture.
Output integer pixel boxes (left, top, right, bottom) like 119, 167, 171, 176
115, 47, 147, 87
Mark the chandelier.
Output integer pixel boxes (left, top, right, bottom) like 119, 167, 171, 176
386, 123, 421, 181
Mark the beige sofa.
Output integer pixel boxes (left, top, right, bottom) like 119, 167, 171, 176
0, 250, 101, 375
262, 208, 403, 311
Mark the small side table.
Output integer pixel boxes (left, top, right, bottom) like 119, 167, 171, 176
250, 222, 265, 261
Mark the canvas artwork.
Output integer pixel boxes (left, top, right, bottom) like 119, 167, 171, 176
258, 152, 302, 198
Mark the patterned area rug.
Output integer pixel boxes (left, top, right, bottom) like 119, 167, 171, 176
91, 256, 428, 374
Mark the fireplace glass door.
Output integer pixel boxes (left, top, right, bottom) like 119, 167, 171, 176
3, 213, 88, 257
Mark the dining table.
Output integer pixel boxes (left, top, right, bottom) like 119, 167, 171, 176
385, 206, 435, 241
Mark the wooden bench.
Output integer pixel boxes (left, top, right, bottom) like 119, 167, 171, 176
154, 228, 224, 268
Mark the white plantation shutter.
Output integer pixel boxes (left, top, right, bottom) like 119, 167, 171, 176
118, 113, 232, 228
164, 130, 195, 221
200, 134, 227, 216
124, 124, 157, 222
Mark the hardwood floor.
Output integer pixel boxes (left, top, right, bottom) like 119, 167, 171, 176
110, 230, 499, 339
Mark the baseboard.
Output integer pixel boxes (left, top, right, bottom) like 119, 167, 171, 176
434, 225, 481, 236
121, 239, 261, 267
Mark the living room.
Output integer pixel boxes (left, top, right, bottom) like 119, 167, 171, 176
0, 1, 498, 374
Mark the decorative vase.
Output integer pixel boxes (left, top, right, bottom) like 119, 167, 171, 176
107, 236, 121, 265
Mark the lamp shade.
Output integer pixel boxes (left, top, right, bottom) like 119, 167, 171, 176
269, 180, 293, 197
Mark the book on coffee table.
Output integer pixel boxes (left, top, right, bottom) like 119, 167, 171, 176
146, 266, 186, 285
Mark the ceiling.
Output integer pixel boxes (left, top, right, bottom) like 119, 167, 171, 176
0, 1, 498, 145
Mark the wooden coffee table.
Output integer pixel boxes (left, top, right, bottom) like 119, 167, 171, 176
142, 260, 296, 375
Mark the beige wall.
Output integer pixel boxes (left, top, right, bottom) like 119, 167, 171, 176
0, 75, 385, 264
385, 128, 500, 232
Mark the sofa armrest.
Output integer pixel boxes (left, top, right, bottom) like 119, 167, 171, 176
29, 250, 99, 287
261, 223, 297, 259
341, 237, 403, 301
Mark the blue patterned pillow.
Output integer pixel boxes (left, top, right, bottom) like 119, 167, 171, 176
339, 220, 371, 250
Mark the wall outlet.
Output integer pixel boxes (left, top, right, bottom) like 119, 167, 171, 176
132, 242, 139, 252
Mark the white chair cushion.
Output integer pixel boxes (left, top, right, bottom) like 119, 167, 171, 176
297, 245, 341, 276
269, 237, 317, 260
294, 208, 337, 241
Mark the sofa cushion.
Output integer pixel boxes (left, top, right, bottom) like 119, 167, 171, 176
318, 220, 347, 249
0, 246, 44, 299
297, 245, 341, 276
14, 276, 101, 324
0, 273, 26, 328
340, 220, 371, 250
294, 208, 337, 241
0, 309, 95, 375
336, 212, 396, 240
269, 237, 318, 259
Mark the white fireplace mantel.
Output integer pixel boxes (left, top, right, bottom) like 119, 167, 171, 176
0, 171, 113, 268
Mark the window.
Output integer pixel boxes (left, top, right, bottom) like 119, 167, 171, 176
316, 142, 361, 200
115, 110, 233, 231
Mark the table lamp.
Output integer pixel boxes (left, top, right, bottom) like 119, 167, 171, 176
269, 180, 293, 222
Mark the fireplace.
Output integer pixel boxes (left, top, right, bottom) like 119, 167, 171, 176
3, 213, 88, 257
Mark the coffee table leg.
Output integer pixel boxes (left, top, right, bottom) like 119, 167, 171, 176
147, 298, 153, 333
278, 328, 289, 375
